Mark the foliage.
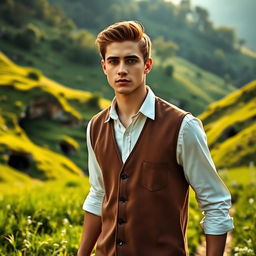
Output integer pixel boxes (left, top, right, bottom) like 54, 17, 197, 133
86, 93, 101, 110
153, 37, 179, 63
199, 80, 256, 168
0, 178, 89, 255
66, 30, 98, 65
219, 167, 256, 255
14, 23, 44, 50
0, 52, 110, 179
164, 64, 175, 77
0, 178, 203, 255
48, 0, 256, 87
231, 184, 256, 255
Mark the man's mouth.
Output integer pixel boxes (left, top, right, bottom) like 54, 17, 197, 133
116, 79, 130, 83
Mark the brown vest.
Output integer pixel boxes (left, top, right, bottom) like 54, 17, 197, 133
90, 97, 189, 256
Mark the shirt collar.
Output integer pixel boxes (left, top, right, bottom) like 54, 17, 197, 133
104, 86, 156, 123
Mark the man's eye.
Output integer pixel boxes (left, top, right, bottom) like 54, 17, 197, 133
126, 59, 137, 64
108, 59, 119, 64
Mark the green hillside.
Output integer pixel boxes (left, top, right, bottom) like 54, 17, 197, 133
50, 0, 256, 87
199, 80, 256, 168
0, 52, 110, 182
0, 37, 236, 116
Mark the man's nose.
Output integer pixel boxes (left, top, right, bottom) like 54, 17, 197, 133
117, 62, 128, 76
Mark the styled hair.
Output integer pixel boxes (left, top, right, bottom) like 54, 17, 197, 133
96, 21, 152, 63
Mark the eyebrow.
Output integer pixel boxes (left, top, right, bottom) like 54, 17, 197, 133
106, 55, 140, 60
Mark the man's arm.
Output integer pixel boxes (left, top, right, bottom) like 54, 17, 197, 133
77, 211, 102, 256
206, 233, 227, 256
78, 120, 105, 255
177, 115, 234, 253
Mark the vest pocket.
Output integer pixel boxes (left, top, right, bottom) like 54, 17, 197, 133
141, 161, 169, 192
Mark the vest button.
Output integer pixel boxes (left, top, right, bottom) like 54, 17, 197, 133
120, 197, 127, 203
120, 173, 128, 179
117, 239, 125, 246
118, 218, 126, 225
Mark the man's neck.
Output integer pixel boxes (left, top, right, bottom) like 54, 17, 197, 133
115, 85, 148, 128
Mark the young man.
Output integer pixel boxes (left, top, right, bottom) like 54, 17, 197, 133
78, 21, 234, 256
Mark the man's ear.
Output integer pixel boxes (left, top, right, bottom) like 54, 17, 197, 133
101, 59, 107, 75
144, 58, 153, 74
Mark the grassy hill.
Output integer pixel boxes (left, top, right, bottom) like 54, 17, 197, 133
50, 0, 256, 87
0, 51, 110, 182
199, 80, 256, 168
0, 0, 243, 115
0, 34, 236, 116
150, 56, 235, 113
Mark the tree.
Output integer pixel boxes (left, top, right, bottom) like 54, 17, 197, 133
193, 6, 209, 32
154, 37, 179, 63
215, 26, 236, 51
15, 23, 43, 49
238, 38, 246, 50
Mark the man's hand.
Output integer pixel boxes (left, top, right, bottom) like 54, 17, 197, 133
77, 211, 102, 256
206, 233, 227, 256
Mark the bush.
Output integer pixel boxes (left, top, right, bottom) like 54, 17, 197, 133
14, 23, 43, 50
68, 46, 98, 65
87, 93, 101, 109
51, 38, 67, 52
67, 30, 98, 66
165, 64, 174, 77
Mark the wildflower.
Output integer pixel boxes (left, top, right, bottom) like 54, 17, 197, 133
23, 239, 31, 248
61, 240, 67, 244
63, 218, 69, 225
27, 216, 32, 225
248, 198, 254, 204
61, 228, 66, 237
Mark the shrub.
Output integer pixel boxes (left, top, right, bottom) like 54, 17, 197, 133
87, 93, 101, 109
165, 64, 175, 77
15, 23, 43, 50
67, 29, 98, 66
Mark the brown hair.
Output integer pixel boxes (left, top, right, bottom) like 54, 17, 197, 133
96, 21, 151, 63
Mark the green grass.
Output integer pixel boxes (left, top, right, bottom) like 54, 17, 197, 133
0, 177, 89, 256
219, 166, 256, 187
0, 177, 203, 256
218, 166, 256, 255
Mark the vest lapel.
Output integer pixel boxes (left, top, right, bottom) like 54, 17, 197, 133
110, 117, 150, 168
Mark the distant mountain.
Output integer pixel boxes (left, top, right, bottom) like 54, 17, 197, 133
199, 80, 256, 168
191, 0, 256, 51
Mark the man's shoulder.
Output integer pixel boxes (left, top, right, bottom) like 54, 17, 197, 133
90, 107, 110, 124
155, 96, 189, 116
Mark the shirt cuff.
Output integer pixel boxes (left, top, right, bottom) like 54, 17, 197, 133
200, 215, 234, 235
82, 199, 102, 216
82, 191, 103, 216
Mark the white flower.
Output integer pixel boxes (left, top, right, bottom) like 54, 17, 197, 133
248, 198, 254, 204
63, 218, 69, 225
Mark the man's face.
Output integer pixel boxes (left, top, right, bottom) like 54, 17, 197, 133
101, 41, 152, 96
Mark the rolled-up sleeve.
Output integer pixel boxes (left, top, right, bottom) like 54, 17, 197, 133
177, 114, 234, 234
82, 120, 105, 216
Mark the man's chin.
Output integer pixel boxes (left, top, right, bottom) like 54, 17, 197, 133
115, 87, 133, 95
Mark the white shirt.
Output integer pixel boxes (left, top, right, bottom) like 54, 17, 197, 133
83, 87, 234, 235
